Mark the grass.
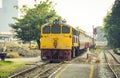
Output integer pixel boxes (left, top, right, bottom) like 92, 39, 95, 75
0, 61, 25, 77
90, 48, 102, 53
115, 48, 120, 51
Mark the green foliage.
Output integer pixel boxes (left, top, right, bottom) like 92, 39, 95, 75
103, 0, 120, 48
9, 0, 63, 45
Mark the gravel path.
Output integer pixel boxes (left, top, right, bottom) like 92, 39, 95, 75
99, 52, 114, 78
5, 56, 41, 63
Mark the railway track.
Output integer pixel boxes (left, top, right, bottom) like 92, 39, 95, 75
8, 52, 88, 78
9, 61, 49, 78
34, 62, 63, 78
8, 61, 65, 78
104, 50, 120, 78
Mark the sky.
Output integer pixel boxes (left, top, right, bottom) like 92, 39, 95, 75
53, 0, 115, 33
20, 0, 115, 34
0, 0, 2, 8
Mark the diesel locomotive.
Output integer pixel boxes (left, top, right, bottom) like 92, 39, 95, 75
40, 19, 93, 62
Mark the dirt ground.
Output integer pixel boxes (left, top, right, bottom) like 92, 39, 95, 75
5, 56, 41, 63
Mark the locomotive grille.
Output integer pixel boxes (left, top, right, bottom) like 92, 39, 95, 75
52, 50, 59, 59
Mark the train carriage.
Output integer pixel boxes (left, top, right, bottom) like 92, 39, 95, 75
40, 19, 92, 62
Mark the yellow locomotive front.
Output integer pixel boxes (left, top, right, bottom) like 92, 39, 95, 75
40, 20, 72, 62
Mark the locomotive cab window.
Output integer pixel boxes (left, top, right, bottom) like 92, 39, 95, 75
62, 26, 70, 33
43, 26, 50, 34
72, 28, 78, 35
51, 25, 60, 34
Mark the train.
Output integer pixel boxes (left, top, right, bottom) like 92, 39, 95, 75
40, 19, 94, 62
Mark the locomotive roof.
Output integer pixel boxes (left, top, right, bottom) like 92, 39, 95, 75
41, 22, 73, 29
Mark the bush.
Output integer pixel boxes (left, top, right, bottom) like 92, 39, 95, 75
6, 52, 20, 58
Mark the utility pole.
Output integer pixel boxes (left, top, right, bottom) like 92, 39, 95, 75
93, 25, 97, 49
29, 24, 31, 50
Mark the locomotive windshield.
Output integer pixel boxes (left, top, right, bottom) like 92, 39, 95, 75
43, 26, 50, 34
62, 26, 70, 33
42, 25, 70, 34
51, 26, 60, 34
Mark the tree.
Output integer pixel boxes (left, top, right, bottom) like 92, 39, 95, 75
96, 26, 106, 41
10, 0, 64, 49
103, 0, 120, 48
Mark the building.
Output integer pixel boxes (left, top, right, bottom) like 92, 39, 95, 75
0, 0, 18, 32
0, 0, 37, 32
0, 0, 36, 43
0, 32, 14, 42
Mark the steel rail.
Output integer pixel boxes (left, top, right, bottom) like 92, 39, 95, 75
108, 51, 120, 64
8, 62, 49, 78
33, 62, 64, 78
103, 51, 119, 78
